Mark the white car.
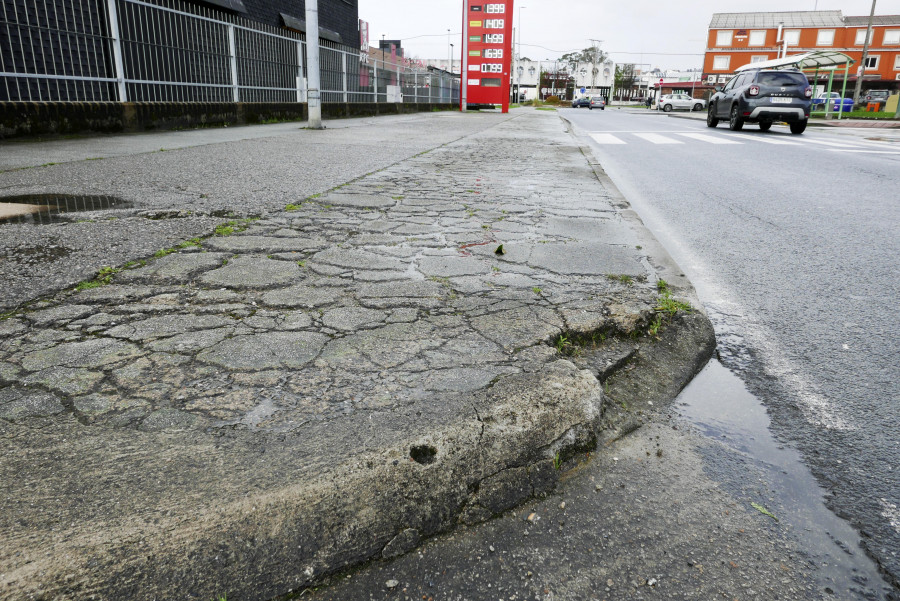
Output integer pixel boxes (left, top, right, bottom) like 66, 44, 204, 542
659, 94, 706, 112
811, 92, 842, 108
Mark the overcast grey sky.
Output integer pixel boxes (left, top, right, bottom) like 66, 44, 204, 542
357, 0, 899, 69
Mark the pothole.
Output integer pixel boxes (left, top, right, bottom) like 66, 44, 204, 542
0, 194, 132, 225
410, 445, 437, 465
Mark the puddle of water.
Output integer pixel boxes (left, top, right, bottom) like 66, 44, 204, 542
0, 194, 131, 225
677, 360, 894, 600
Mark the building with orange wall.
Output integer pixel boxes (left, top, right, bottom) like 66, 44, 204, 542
703, 11, 900, 91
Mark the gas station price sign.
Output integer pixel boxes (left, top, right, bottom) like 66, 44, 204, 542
462, 1, 514, 112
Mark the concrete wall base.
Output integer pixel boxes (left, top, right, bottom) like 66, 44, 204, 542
0, 102, 457, 139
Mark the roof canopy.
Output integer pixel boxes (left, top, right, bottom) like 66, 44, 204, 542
734, 51, 855, 72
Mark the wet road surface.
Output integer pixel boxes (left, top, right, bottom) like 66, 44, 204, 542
568, 107, 900, 595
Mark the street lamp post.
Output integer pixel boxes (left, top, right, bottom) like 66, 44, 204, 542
517, 6, 526, 103
305, 0, 322, 129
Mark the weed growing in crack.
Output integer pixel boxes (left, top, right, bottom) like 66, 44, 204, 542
76, 266, 120, 290
607, 274, 634, 285
648, 314, 664, 338
553, 451, 562, 470
214, 217, 257, 237
655, 292, 692, 316
154, 247, 177, 259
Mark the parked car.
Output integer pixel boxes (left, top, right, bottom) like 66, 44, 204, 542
707, 67, 812, 134
862, 89, 891, 110
658, 93, 706, 112
571, 97, 591, 108
811, 92, 842, 108
589, 96, 606, 110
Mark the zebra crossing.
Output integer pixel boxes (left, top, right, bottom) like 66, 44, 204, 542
587, 130, 889, 151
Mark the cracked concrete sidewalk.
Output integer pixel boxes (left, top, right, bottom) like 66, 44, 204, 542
0, 110, 712, 601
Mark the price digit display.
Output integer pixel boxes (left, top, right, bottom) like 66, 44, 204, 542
485, 3, 505, 12
480, 63, 503, 73
482, 33, 504, 43
484, 19, 504, 29
484, 48, 503, 59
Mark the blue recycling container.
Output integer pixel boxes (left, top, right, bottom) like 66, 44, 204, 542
832, 98, 854, 113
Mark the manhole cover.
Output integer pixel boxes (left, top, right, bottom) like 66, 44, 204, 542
0, 194, 132, 225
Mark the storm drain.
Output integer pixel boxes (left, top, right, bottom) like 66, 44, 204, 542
0, 194, 132, 225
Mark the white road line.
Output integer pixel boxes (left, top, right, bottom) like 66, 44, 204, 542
589, 133, 626, 145
678, 133, 743, 145
802, 138, 864, 148
825, 149, 900, 154
633, 133, 683, 144
733, 136, 802, 145
586, 130, 698, 133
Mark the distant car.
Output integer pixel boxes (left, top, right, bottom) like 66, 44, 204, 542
811, 92, 842, 108
862, 89, 890, 110
589, 96, 606, 110
707, 67, 812, 134
571, 97, 591, 108
659, 93, 706, 112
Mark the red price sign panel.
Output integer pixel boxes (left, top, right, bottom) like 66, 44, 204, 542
462, 1, 514, 112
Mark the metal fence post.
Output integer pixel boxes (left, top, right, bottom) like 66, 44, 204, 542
342, 52, 348, 102
227, 24, 239, 102
105, 0, 128, 101
297, 41, 305, 102
373, 61, 378, 103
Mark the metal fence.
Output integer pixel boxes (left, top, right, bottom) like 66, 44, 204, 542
0, 0, 459, 104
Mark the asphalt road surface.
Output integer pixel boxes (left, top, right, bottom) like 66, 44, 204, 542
566, 107, 900, 593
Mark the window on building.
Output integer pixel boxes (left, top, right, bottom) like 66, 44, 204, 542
783, 30, 801, 45
895, 55, 900, 70
712, 55, 731, 70
884, 30, 900, 45
817, 29, 835, 46
751, 55, 769, 63
855, 29, 872, 45
863, 55, 879, 69
749, 31, 766, 46
716, 30, 733, 47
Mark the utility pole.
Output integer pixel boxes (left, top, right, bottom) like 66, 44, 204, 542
305, 0, 323, 129
853, 0, 877, 105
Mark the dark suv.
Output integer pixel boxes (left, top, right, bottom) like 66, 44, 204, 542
707, 68, 812, 134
